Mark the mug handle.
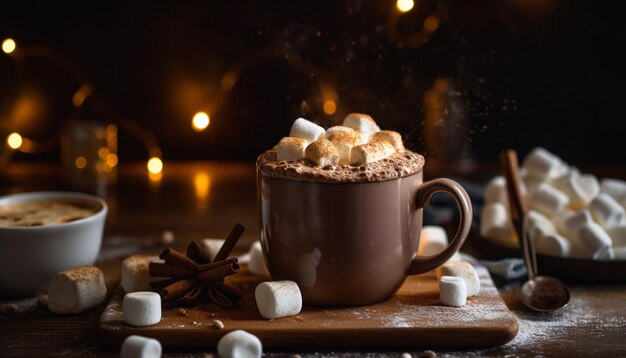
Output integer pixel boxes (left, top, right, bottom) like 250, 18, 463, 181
407, 178, 473, 275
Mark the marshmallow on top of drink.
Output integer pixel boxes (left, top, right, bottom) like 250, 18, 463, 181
481, 147, 626, 261
258, 113, 424, 183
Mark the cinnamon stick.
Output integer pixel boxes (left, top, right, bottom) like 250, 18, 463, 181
149, 262, 194, 278
213, 223, 245, 262
159, 248, 198, 270
162, 278, 197, 302
150, 277, 179, 292
197, 258, 238, 273
198, 261, 240, 283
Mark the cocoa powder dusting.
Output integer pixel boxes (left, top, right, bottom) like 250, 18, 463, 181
257, 149, 424, 183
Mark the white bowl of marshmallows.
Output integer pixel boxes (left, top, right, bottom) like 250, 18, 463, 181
480, 147, 626, 261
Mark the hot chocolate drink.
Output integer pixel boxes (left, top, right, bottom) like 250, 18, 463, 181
257, 114, 472, 306
0, 200, 97, 227
257, 149, 424, 183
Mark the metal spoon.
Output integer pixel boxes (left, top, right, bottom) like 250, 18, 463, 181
518, 220, 570, 311
500, 149, 570, 311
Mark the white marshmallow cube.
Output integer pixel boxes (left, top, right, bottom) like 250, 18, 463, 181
436, 260, 480, 297
255, 281, 302, 319
123, 292, 161, 327
48, 266, 107, 314
350, 142, 395, 165
484, 175, 527, 206
596, 247, 615, 260
120, 335, 162, 358
218, 330, 263, 358
325, 125, 356, 138
563, 210, 593, 237
248, 241, 270, 276
528, 183, 570, 217
369, 130, 405, 152
480, 202, 516, 246
610, 247, 626, 260
439, 276, 467, 307
522, 147, 568, 181
552, 209, 575, 237
121, 255, 162, 293
289, 117, 325, 144
418, 226, 448, 256
275, 137, 307, 161
484, 176, 508, 205
552, 172, 599, 209
607, 225, 626, 247
201, 238, 225, 261
588, 193, 626, 229
326, 130, 357, 164
305, 139, 340, 167
535, 233, 571, 257
526, 210, 557, 241
600, 178, 626, 201
342, 113, 380, 144
577, 222, 613, 260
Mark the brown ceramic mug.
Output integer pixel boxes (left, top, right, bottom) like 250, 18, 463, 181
257, 160, 472, 307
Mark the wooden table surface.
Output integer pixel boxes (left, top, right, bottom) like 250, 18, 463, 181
1, 161, 625, 357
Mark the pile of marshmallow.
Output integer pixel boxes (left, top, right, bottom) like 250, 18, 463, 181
420, 226, 481, 308
275, 114, 405, 166
481, 147, 626, 260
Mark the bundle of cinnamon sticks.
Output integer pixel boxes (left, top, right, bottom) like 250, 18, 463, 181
148, 223, 245, 307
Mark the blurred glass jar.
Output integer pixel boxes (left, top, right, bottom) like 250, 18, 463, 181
61, 120, 117, 195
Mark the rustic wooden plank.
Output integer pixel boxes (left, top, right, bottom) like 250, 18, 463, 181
99, 265, 518, 350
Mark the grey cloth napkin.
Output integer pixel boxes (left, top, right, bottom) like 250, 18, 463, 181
480, 258, 527, 280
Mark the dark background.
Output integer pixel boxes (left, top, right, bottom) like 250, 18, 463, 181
1, 0, 625, 165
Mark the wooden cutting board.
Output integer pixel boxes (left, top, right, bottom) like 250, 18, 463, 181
99, 265, 518, 350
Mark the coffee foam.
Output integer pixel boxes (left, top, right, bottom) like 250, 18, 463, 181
257, 149, 424, 183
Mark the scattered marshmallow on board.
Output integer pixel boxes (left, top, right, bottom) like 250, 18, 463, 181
437, 261, 480, 297
200, 238, 226, 262
217, 330, 263, 358
120, 335, 162, 358
47, 266, 107, 314
439, 276, 467, 307
121, 255, 163, 293
123, 292, 161, 327
255, 281, 302, 320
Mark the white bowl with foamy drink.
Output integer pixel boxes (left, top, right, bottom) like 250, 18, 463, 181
0, 191, 107, 295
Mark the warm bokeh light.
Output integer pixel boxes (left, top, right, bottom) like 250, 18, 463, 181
148, 171, 163, 183
75, 156, 87, 169
98, 147, 110, 159
424, 16, 440, 32
2, 38, 16, 54
72, 83, 94, 107
323, 100, 337, 115
192, 111, 210, 132
194, 172, 211, 199
147, 157, 163, 174
6, 132, 23, 149
106, 153, 118, 167
396, 0, 414, 12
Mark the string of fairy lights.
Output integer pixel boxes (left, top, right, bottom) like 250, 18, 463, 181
0, 37, 164, 179
2, 0, 437, 181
